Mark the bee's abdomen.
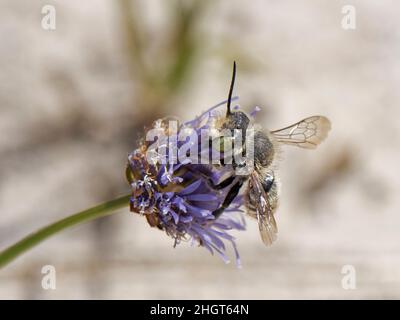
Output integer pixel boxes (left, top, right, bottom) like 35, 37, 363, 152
254, 131, 274, 167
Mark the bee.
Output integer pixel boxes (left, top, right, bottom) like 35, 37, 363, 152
210, 62, 331, 245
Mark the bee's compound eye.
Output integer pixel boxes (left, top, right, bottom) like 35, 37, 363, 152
262, 173, 274, 193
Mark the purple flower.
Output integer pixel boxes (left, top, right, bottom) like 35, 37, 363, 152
126, 99, 246, 266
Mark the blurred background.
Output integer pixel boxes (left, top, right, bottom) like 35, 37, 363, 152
1, 0, 400, 299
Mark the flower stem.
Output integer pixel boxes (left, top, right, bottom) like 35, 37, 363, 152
0, 194, 131, 269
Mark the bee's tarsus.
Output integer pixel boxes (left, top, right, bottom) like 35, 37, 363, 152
227, 61, 236, 116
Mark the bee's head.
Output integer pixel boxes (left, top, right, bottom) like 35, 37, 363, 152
223, 111, 250, 132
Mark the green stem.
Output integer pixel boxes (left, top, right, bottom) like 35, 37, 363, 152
0, 194, 131, 269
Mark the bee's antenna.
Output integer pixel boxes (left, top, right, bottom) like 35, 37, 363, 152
226, 61, 236, 116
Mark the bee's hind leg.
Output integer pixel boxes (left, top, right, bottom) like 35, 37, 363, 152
212, 178, 244, 218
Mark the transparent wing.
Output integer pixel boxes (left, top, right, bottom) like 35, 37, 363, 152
271, 116, 331, 149
248, 172, 278, 246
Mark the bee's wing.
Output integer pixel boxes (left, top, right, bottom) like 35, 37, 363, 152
249, 172, 278, 246
270, 116, 331, 149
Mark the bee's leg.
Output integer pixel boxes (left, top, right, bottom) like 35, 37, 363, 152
211, 175, 236, 190
185, 166, 236, 190
212, 178, 244, 218
201, 174, 235, 190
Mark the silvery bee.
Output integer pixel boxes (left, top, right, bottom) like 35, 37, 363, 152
210, 61, 331, 245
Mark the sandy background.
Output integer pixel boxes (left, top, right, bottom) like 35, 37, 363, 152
1, 0, 400, 299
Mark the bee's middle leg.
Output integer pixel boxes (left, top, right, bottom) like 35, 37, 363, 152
185, 167, 236, 190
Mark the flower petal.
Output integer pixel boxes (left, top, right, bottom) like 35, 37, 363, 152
185, 194, 218, 201
178, 180, 202, 196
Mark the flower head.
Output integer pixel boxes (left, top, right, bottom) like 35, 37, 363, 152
126, 100, 246, 266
